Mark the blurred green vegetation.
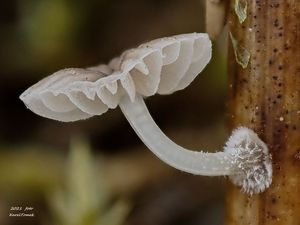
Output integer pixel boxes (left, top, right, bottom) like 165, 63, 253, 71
0, 1, 227, 225
48, 137, 129, 225
0, 138, 130, 225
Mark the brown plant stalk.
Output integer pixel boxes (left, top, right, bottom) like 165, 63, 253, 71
226, 0, 300, 224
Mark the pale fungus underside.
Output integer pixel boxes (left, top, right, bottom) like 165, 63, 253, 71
20, 33, 272, 194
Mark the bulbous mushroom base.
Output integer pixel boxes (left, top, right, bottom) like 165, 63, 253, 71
224, 127, 272, 195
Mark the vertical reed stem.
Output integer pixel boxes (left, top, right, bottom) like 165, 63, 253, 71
226, 1, 300, 224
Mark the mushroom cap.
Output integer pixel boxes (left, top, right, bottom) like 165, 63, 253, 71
20, 33, 212, 122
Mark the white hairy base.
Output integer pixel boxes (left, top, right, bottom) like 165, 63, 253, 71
19, 32, 272, 194
121, 95, 272, 194
224, 127, 272, 194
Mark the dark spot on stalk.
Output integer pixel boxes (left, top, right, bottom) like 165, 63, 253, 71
284, 44, 290, 50
271, 196, 277, 204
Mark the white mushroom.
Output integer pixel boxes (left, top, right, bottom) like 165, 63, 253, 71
20, 33, 272, 194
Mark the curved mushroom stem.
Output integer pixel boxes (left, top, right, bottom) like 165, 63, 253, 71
119, 95, 273, 194
120, 94, 234, 176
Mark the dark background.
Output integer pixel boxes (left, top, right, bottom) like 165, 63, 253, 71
0, 1, 228, 225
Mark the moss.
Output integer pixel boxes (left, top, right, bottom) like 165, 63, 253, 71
229, 32, 250, 69
234, 0, 247, 24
